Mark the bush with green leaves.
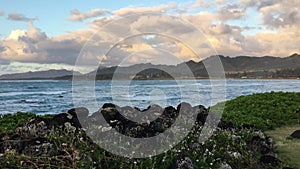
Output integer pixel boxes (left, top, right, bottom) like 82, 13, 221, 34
219, 92, 300, 130
0, 112, 36, 132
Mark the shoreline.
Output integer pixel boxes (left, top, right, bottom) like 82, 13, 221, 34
0, 77, 300, 81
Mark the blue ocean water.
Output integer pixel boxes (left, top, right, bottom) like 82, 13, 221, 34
0, 79, 300, 114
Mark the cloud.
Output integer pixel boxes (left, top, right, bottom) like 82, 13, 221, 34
258, 0, 300, 28
239, 0, 258, 7
113, 3, 177, 16
192, 0, 227, 8
0, 10, 4, 17
0, 58, 10, 65
208, 22, 233, 35
216, 4, 247, 20
0, 61, 91, 75
248, 26, 300, 56
0, 22, 84, 65
20, 21, 47, 42
4, 29, 27, 40
235, 0, 300, 28
1, 0, 300, 73
7, 13, 37, 22
67, 8, 111, 22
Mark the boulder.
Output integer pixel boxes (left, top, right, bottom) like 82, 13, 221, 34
194, 105, 208, 125
51, 111, 82, 130
219, 162, 232, 169
16, 117, 50, 137
260, 154, 281, 166
68, 107, 89, 119
290, 130, 300, 139
175, 157, 194, 169
218, 121, 235, 130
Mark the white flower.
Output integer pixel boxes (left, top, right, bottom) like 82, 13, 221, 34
110, 120, 118, 123
101, 126, 112, 132
20, 160, 24, 165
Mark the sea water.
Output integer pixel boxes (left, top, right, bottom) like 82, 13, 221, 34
0, 79, 299, 114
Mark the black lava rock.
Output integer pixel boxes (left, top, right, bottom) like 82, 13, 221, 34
260, 154, 281, 166
290, 130, 300, 139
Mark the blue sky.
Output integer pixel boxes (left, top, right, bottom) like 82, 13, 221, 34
0, 0, 299, 74
1, 0, 187, 36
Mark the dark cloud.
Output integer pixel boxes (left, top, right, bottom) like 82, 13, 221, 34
0, 22, 85, 65
208, 23, 233, 35
7, 13, 37, 22
217, 4, 246, 20
257, 0, 279, 10
67, 8, 111, 22
0, 58, 10, 65
113, 3, 177, 16
258, 0, 300, 28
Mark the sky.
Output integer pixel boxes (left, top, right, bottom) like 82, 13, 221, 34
0, 0, 299, 75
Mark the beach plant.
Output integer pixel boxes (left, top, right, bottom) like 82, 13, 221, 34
218, 92, 300, 130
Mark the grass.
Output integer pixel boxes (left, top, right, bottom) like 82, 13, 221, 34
265, 124, 300, 169
0, 112, 36, 132
0, 112, 54, 133
213, 92, 300, 168
219, 91, 300, 130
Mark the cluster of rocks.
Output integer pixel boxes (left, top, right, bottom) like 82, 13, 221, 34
0, 103, 208, 154
84, 103, 208, 138
0, 103, 294, 168
0, 107, 85, 154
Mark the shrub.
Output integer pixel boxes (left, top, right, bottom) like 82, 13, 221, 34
218, 92, 300, 130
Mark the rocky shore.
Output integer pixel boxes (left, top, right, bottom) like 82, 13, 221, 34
0, 103, 294, 168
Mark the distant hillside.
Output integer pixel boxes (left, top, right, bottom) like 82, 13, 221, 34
216, 53, 300, 72
89, 53, 300, 80
1, 54, 299, 80
0, 69, 81, 80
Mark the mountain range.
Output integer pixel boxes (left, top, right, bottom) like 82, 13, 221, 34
0, 69, 81, 80
0, 53, 299, 80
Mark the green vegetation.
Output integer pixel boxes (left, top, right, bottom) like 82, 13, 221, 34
0, 123, 287, 169
0, 112, 54, 133
217, 92, 300, 168
220, 92, 300, 130
0, 112, 36, 132
266, 124, 300, 169
0, 91, 299, 168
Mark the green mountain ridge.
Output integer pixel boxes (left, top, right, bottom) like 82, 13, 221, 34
1, 53, 299, 80
0, 69, 81, 80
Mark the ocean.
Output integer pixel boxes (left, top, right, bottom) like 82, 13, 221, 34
0, 79, 300, 115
